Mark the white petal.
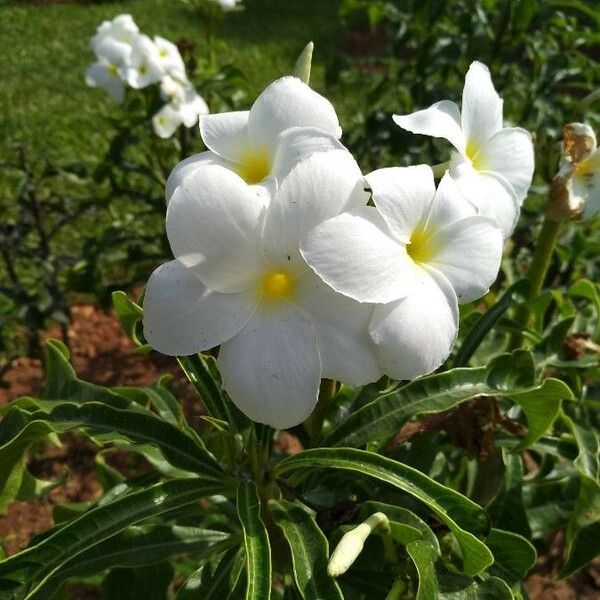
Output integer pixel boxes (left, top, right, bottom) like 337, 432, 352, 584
263, 149, 368, 268
271, 126, 346, 184
450, 156, 520, 238
152, 105, 182, 138
476, 128, 534, 202
199, 111, 251, 163
367, 165, 436, 243
248, 76, 342, 151
295, 271, 381, 386
370, 269, 458, 380
218, 303, 321, 429
461, 61, 503, 153
426, 216, 502, 303
300, 207, 415, 304
143, 260, 257, 356
166, 164, 266, 292
582, 174, 600, 219
165, 151, 225, 204
393, 100, 465, 153
423, 172, 476, 231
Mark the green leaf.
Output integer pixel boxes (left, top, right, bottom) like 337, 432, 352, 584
406, 540, 439, 599
111, 291, 146, 348
568, 279, 600, 337
101, 561, 174, 600
486, 450, 530, 536
178, 354, 248, 430
559, 415, 600, 578
237, 481, 271, 600
324, 351, 571, 449
275, 448, 493, 576
270, 499, 343, 600
437, 568, 514, 599
454, 280, 530, 367
0, 478, 224, 599
0, 402, 224, 481
486, 528, 536, 587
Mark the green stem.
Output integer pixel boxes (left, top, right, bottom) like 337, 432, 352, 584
508, 215, 563, 349
385, 578, 406, 600
304, 379, 337, 444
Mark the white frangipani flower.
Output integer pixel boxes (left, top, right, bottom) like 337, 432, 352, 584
163, 76, 342, 200
301, 165, 503, 379
125, 35, 165, 89
86, 39, 130, 103
550, 123, 600, 220
91, 14, 139, 63
153, 86, 209, 138
393, 61, 534, 238
144, 133, 381, 428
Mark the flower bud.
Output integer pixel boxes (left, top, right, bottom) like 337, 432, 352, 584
327, 512, 390, 577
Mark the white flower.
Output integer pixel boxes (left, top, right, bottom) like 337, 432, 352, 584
550, 123, 600, 220
393, 61, 534, 238
125, 35, 165, 89
91, 14, 139, 64
153, 86, 209, 138
86, 43, 127, 103
153, 36, 186, 79
212, 0, 242, 10
163, 76, 342, 201
143, 132, 381, 428
301, 165, 503, 380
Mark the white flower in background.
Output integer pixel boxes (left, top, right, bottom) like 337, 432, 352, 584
144, 132, 381, 428
91, 14, 139, 63
153, 36, 186, 79
86, 40, 130, 103
153, 85, 209, 138
163, 76, 342, 200
125, 34, 165, 89
211, 0, 242, 10
301, 165, 502, 380
550, 123, 600, 220
394, 61, 534, 238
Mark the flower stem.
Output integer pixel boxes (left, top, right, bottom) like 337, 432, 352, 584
508, 214, 563, 349
305, 379, 336, 444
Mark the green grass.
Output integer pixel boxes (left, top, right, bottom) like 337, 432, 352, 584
1, 0, 343, 164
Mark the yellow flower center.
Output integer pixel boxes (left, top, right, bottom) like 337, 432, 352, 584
107, 64, 119, 77
576, 158, 596, 178
260, 271, 294, 302
236, 148, 271, 184
159, 48, 169, 58
407, 228, 435, 264
139, 63, 148, 75
466, 140, 486, 171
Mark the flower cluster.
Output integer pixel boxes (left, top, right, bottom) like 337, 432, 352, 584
144, 60, 535, 429
85, 14, 208, 138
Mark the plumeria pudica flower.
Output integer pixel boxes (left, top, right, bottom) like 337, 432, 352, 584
394, 61, 534, 238
301, 165, 503, 379
144, 131, 380, 428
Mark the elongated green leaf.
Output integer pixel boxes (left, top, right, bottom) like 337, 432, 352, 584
559, 415, 600, 577
406, 540, 439, 600
0, 478, 224, 600
237, 481, 271, 600
178, 354, 248, 430
569, 278, 600, 337
275, 448, 492, 576
454, 280, 530, 367
324, 351, 571, 449
270, 500, 343, 600
0, 402, 224, 481
486, 528, 536, 587
437, 568, 513, 599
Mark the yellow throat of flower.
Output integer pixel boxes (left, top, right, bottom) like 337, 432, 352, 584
107, 64, 119, 77
407, 228, 435, 264
260, 271, 295, 303
236, 149, 271, 184
466, 140, 486, 171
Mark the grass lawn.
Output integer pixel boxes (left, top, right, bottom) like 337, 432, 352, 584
1, 0, 343, 164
